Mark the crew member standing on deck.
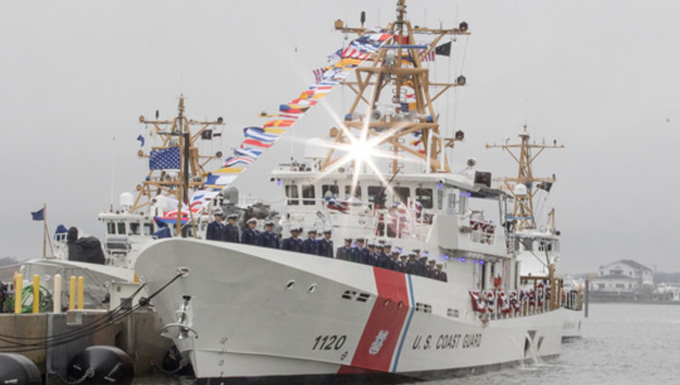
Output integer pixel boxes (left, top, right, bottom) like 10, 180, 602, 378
224, 214, 241, 243
241, 218, 261, 246
206, 212, 225, 241
398, 254, 408, 272
353, 238, 368, 263
301, 229, 320, 255
281, 227, 302, 252
318, 229, 334, 258
336, 238, 352, 260
436, 263, 448, 282
261, 221, 280, 249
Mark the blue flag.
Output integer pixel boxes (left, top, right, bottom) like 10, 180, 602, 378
149, 147, 181, 170
137, 134, 145, 147
31, 208, 44, 221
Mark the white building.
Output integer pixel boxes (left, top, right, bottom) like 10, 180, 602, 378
589, 259, 653, 299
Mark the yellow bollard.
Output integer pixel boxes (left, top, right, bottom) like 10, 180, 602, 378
15, 273, 23, 314
32, 275, 40, 314
77, 276, 84, 310
69, 276, 76, 310
53, 274, 62, 313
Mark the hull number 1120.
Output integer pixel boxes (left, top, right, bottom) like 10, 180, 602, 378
312, 335, 347, 351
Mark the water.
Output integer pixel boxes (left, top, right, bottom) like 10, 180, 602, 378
136, 303, 680, 385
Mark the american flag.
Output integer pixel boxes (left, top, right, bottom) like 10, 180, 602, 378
149, 147, 181, 170
420, 49, 435, 62
313, 67, 326, 84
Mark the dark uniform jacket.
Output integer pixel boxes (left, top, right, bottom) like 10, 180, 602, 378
261, 231, 280, 249
281, 237, 302, 252
355, 247, 370, 264
301, 238, 319, 255
206, 221, 225, 241
415, 260, 427, 276
224, 224, 240, 243
241, 227, 261, 246
318, 239, 334, 258
336, 246, 350, 260
406, 260, 418, 274
377, 253, 391, 269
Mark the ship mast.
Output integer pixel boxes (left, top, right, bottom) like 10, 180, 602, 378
486, 125, 563, 231
321, 0, 468, 174
133, 96, 224, 234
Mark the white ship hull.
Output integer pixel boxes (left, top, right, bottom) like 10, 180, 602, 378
562, 308, 584, 340
135, 239, 565, 384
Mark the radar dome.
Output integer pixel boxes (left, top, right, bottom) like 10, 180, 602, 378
119, 192, 134, 207
513, 184, 528, 196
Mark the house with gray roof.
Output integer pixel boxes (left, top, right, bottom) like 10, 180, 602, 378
589, 259, 653, 299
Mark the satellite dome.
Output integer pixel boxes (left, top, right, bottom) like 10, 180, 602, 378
119, 192, 134, 207
513, 184, 528, 196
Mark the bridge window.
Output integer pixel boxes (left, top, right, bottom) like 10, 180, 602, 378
302, 185, 316, 206
107, 223, 115, 235
368, 186, 383, 204
437, 189, 443, 210
130, 223, 140, 235
322, 184, 339, 198
393, 186, 410, 204
345, 185, 362, 199
416, 188, 433, 209
285, 185, 299, 205
117, 223, 126, 235
143, 223, 154, 236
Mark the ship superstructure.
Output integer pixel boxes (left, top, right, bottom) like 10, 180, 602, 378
134, 2, 570, 383
487, 126, 583, 339
96, 97, 225, 268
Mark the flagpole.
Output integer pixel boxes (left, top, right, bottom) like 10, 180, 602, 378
44, 204, 55, 258
42, 203, 47, 259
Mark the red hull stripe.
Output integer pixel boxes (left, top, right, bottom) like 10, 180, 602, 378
343, 268, 410, 373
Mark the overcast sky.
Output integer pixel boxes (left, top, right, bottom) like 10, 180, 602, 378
2, 0, 679, 274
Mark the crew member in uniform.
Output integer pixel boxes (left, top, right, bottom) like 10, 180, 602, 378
374, 244, 389, 268
281, 227, 302, 252
426, 259, 437, 278
398, 254, 408, 272
241, 217, 261, 246
366, 243, 376, 265
336, 238, 352, 260
388, 247, 400, 270
436, 263, 447, 282
352, 238, 368, 263
380, 244, 392, 268
206, 212, 225, 241
261, 221, 280, 249
301, 229, 320, 255
318, 229, 334, 258
406, 253, 418, 274
224, 213, 241, 243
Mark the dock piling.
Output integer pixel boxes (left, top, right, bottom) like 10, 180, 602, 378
15, 273, 23, 314
32, 275, 40, 313
77, 276, 84, 310
68, 276, 76, 310
53, 274, 62, 313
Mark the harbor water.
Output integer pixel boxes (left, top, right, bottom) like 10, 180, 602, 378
135, 303, 680, 385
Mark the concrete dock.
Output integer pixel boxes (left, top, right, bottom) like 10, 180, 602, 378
0, 309, 173, 383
